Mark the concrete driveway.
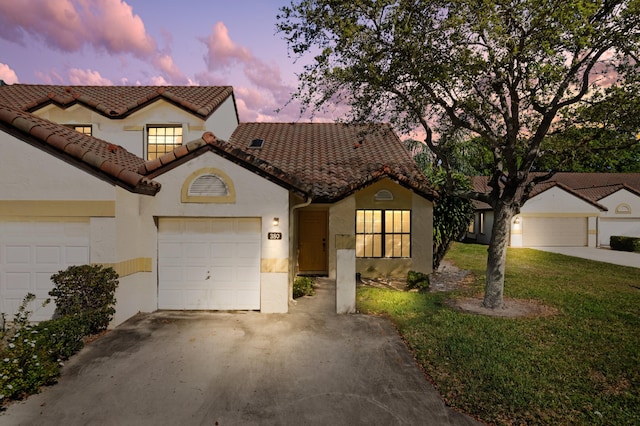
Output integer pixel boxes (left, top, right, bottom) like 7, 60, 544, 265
534, 246, 639, 268
1, 279, 480, 426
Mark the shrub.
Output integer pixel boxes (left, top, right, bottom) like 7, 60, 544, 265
610, 235, 640, 253
0, 294, 86, 403
49, 265, 119, 335
406, 270, 430, 292
293, 276, 315, 298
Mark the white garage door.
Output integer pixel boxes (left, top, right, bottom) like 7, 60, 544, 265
158, 218, 261, 310
522, 217, 587, 247
0, 221, 90, 321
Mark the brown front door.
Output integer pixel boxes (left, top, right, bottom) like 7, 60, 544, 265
298, 210, 328, 273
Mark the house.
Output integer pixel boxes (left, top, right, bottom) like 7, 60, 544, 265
0, 84, 436, 324
467, 173, 640, 247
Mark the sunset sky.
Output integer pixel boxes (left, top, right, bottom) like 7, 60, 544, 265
0, 0, 326, 123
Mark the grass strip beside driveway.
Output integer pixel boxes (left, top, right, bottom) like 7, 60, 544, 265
357, 243, 640, 425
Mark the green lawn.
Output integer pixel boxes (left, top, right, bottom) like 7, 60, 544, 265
357, 243, 640, 425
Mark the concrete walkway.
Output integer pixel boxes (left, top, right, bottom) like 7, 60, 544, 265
533, 246, 640, 268
1, 279, 480, 426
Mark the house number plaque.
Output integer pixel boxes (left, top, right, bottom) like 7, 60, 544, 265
268, 232, 282, 240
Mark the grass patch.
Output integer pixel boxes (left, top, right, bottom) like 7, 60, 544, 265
357, 243, 640, 425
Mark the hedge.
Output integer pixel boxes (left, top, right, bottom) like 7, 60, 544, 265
610, 235, 640, 253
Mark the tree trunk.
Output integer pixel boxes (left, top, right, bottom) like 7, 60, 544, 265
483, 203, 515, 309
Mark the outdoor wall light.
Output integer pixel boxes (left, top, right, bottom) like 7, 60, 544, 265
514, 217, 521, 225
273, 217, 280, 227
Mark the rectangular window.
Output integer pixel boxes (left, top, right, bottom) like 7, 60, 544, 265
479, 212, 485, 234
356, 209, 410, 258
147, 125, 183, 160
66, 125, 92, 135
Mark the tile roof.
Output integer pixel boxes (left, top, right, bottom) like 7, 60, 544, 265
226, 123, 437, 201
139, 123, 436, 202
0, 84, 434, 201
471, 172, 640, 210
140, 132, 312, 198
0, 84, 234, 119
0, 104, 160, 195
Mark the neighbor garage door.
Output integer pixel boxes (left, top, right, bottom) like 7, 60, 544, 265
158, 218, 261, 310
0, 221, 90, 321
522, 217, 587, 247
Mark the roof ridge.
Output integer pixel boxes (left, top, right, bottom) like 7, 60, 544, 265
0, 84, 234, 120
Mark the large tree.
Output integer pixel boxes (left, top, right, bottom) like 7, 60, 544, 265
277, 0, 640, 308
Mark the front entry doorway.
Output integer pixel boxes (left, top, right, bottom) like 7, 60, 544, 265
298, 210, 328, 274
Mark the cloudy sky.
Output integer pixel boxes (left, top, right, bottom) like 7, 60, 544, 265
0, 0, 327, 123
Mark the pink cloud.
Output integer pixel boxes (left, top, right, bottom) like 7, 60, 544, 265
201, 22, 252, 70
79, 0, 156, 57
152, 54, 189, 85
68, 68, 113, 85
0, 63, 19, 84
34, 69, 65, 85
0, 0, 155, 57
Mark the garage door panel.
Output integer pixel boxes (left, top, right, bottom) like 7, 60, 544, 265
1, 221, 89, 322
36, 272, 55, 291
184, 242, 210, 259
235, 291, 260, 310
211, 267, 234, 282
523, 217, 587, 247
185, 266, 209, 282
36, 246, 61, 264
158, 218, 261, 311
159, 266, 183, 282
6, 246, 31, 264
5, 272, 30, 291
158, 290, 183, 310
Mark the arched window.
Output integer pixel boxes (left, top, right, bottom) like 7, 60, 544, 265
615, 203, 632, 214
188, 174, 228, 197
374, 189, 394, 201
181, 168, 236, 203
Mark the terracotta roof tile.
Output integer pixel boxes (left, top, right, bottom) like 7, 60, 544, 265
0, 104, 160, 195
0, 84, 234, 119
472, 172, 640, 208
141, 132, 312, 197
226, 123, 436, 201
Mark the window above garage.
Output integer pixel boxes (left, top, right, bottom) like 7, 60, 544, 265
181, 168, 236, 203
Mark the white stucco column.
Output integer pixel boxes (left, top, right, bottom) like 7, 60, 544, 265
335, 234, 356, 314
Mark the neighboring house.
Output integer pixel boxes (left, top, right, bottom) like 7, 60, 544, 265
467, 173, 640, 248
0, 84, 436, 324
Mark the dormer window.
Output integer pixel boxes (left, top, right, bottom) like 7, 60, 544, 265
147, 125, 183, 160
65, 124, 92, 135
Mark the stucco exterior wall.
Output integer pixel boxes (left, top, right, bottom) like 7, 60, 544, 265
33, 98, 238, 159
521, 187, 601, 214
326, 179, 434, 280
1, 131, 115, 200
142, 151, 290, 313
597, 189, 640, 245
328, 197, 356, 279
110, 188, 157, 325
599, 189, 640, 218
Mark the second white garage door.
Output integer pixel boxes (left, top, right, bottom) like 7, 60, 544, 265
522, 217, 587, 247
0, 221, 90, 321
158, 218, 261, 310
